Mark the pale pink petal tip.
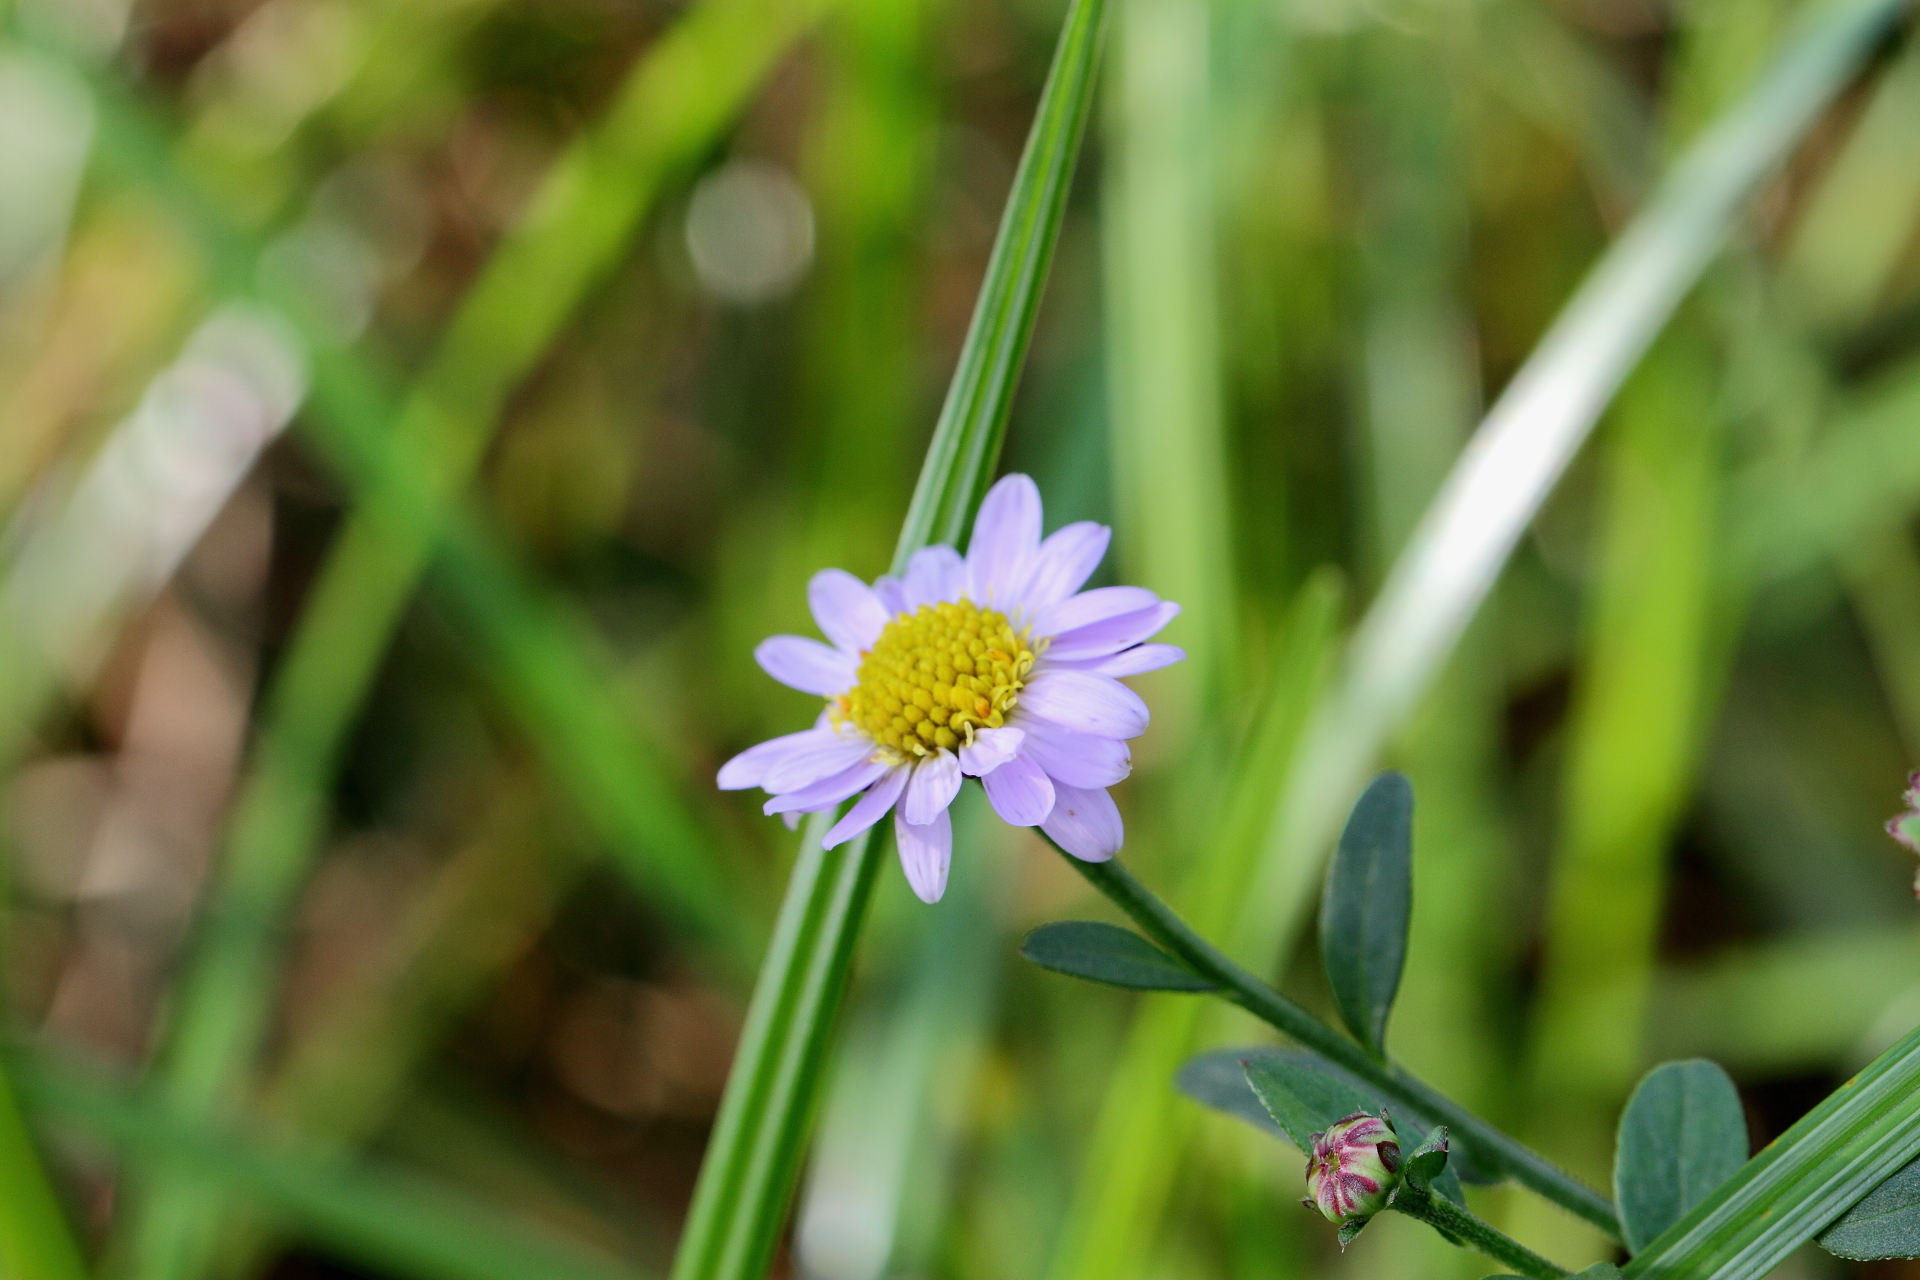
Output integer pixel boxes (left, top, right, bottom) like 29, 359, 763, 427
1084, 643, 1185, 678
809, 568, 891, 654
896, 807, 953, 903
958, 725, 1024, 776
755, 635, 857, 698
1021, 522, 1111, 613
1041, 782, 1123, 862
967, 474, 1042, 603
981, 751, 1055, 826
901, 750, 962, 826
824, 764, 910, 849
1020, 670, 1150, 739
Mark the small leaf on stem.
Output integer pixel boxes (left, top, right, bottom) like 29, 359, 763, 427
1320, 772, 1413, 1057
1405, 1125, 1451, 1192
1241, 1057, 1376, 1151
1614, 1059, 1748, 1252
1019, 921, 1214, 991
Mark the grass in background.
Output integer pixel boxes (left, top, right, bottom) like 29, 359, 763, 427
0, 0, 1917, 1278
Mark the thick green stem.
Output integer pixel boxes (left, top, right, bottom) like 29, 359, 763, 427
1392, 1185, 1571, 1279
1055, 846, 1621, 1238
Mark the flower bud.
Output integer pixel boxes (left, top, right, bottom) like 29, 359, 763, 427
1302, 1112, 1401, 1227
1889, 772, 1920, 896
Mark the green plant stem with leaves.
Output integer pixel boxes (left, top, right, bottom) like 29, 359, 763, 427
1047, 842, 1621, 1237
668, 0, 1109, 1275
1390, 1185, 1570, 1280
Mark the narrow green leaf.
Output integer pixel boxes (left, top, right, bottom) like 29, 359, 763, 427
1240, 1057, 1375, 1151
1019, 922, 1215, 991
671, 2, 1110, 1277
1614, 1060, 1748, 1253
1487, 1268, 1622, 1280
889, 2, 1105, 557
1622, 1020, 1920, 1279
1319, 771, 1414, 1056
1819, 1155, 1920, 1260
11, 1044, 645, 1280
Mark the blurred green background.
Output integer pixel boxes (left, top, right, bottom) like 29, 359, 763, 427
1, 0, 1919, 1277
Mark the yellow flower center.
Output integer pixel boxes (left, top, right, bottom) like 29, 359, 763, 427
833, 599, 1035, 758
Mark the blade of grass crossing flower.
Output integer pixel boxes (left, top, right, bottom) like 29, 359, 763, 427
889, 0, 1107, 560
1257, 0, 1904, 955
11, 1045, 648, 1280
672, 4, 1110, 1276
666, 814, 888, 1280
792, 792, 1006, 1280
1618, 1020, 1920, 1280
125, 0, 832, 1272
0, 1063, 88, 1280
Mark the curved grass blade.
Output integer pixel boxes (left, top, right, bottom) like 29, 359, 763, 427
1259, 0, 1906, 944
1614, 1060, 1748, 1252
1022, 922, 1216, 992
670, 2, 1109, 1276
1620, 1020, 1920, 1280
1320, 772, 1414, 1057
890, 0, 1106, 556
10, 1043, 648, 1280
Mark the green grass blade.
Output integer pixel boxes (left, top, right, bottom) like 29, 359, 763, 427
889, 0, 1106, 563
671, 2, 1109, 1274
0, 1060, 88, 1280
10, 1044, 648, 1280
1263, 0, 1902, 922
1619, 1020, 1920, 1279
667, 814, 888, 1280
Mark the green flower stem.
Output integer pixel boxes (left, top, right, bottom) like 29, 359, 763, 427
1054, 846, 1621, 1238
1391, 1185, 1570, 1279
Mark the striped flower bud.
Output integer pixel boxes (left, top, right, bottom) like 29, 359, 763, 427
1889, 771, 1920, 896
1302, 1112, 1401, 1227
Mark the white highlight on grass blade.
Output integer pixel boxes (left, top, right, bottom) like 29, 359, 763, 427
0, 307, 306, 685
1250, 0, 1906, 954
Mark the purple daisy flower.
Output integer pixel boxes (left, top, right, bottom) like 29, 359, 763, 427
717, 474, 1183, 903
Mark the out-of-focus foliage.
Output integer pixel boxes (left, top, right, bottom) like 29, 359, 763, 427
1, 0, 1919, 1278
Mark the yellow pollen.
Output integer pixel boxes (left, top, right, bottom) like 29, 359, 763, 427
833, 599, 1035, 759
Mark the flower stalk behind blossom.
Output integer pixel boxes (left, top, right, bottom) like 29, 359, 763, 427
718, 474, 1183, 902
